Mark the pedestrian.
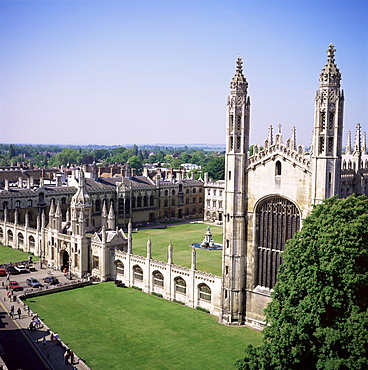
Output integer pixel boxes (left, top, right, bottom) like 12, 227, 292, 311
70, 350, 74, 365
64, 349, 70, 364
9, 310, 14, 319
42, 337, 47, 348
26, 306, 31, 316
50, 332, 55, 346
35, 318, 42, 328
6, 273, 10, 281
17, 307, 21, 319
54, 332, 59, 345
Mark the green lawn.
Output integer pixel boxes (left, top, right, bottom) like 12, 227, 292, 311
131, 223, 223, 276
25, 283, 263, 369
0, 243, 39, 264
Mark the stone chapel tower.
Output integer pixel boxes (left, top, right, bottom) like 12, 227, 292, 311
311, 44, 344, 203
221, 57, 250, 324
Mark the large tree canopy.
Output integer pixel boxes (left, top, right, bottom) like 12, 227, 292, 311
237, 195, 368, 370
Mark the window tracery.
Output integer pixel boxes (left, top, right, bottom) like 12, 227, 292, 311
256, 197, 300, 289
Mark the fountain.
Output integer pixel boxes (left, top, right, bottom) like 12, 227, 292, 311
191, 226, 222, 250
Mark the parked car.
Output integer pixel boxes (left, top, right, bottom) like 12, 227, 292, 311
9, 281, 23, 291
42, 276, 59, 285
14, 265, 30, 274
5, 266, 20, 275
26, 278, 43, 288
0, 268, 6, 276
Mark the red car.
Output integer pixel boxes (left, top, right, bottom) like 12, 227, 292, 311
9, 281, 23, 291
0, 268, 6, 276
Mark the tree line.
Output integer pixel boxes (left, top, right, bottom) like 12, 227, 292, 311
0, 144, 225, 181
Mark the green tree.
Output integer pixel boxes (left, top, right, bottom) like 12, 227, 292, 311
48, 148, 82, 167
236, 195, 368, 370
93, 149, 110, 161
127, 155, 143, 171
203, 156, 225, 180
9, 144, 16, 158
33, 154, 47, 168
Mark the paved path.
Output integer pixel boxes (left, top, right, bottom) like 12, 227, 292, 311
0, 261, 90, 370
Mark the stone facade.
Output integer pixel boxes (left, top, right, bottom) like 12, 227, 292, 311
221, 44, 368, 327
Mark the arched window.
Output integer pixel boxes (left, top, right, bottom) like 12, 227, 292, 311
125, 199, 130, 213
7, 229, 13, 242
15, 200, 20, 208
27, 199, 32, 207
179, 184, 183, 192
175, 277, 186, 294
275, 160, 282, 176
199, 197, 202, 203
192, 197, 196, 204
29, 235, 35, 250
198, 284, 211, 302
171, 199, 175, 206
172, 190, 175, 196
256, 197, 300, 289
116, 261, 124, 276
118, 199, 124, 215
150, 195, 154, 207
61, 197, 67, 205
164, 190, 168, 196
132, 197, 136, 208
143, 196, 148, 207
153, 271, 164, 287
3, 201, 8, 210
95, 199, 101, 212
164, 200, 168, 207
0, 227, 3, 240
137, 196, 142, 208
133, 265, 143, 281
192, 188, 196, 194
186, 189, 189, 194
18, 232, 24, 246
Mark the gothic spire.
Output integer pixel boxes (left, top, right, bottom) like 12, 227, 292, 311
346, 131, 352, 155
353, 123, 362, 156
230, 56, 248, 94
319, 43, 341, 87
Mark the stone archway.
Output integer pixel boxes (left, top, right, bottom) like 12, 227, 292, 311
60, 250, 70, 271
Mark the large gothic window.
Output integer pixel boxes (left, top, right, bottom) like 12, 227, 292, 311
256, 197, 300, 289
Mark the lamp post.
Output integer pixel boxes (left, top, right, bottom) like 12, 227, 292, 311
69, 257, 72, 280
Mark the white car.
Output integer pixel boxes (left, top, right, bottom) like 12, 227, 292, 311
14, 265, 29, 273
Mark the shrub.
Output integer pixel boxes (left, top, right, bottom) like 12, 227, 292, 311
196, 306, 210, 313
151, 292, 163, 298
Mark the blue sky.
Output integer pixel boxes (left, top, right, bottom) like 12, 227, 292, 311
0, 0, 367, 147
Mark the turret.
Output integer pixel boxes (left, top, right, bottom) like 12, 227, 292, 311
311, 44, 344, 203
107, 202, 115, 230
221, 56, 250, 325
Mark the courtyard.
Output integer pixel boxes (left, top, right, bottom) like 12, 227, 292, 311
130, 222, 223, 276
24, 282, 263, 369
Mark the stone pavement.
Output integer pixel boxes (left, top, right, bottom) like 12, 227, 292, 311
0, 261, 91, 370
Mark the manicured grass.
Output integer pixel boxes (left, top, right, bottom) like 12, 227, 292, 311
0, 243, 39, 264
132, 223, 223, 275
25, 283, 263, 369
